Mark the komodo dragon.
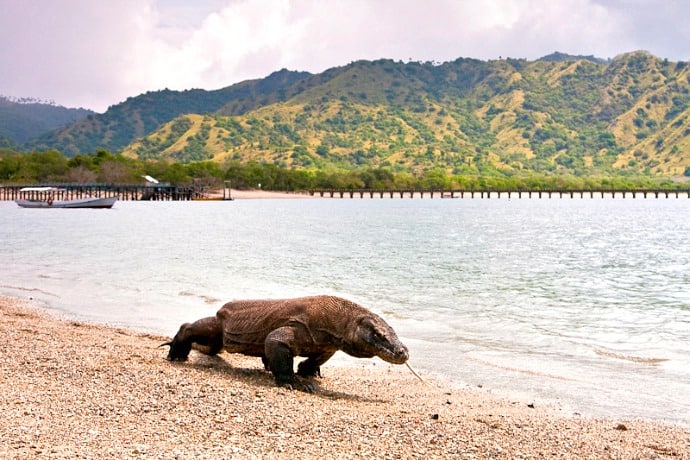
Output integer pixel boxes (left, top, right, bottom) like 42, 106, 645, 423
162, 295, 410, 391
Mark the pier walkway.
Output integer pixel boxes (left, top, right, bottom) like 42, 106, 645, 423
310, 188, 690, 199
0, 184, 197, 202
3, 184, 689, 201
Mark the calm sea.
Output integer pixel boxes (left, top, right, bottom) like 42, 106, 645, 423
1, 196, 689, 424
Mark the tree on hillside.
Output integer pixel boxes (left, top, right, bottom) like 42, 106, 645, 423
66, 165, 97, 183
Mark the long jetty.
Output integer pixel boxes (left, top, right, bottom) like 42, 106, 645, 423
3, 184, 689, 201
0, 184, 198, 201
310, 188, 690, 199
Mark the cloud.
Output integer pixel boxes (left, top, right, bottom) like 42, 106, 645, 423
0, 0, 687, 112
0, 0, 159, 110
592, 0, 690, 59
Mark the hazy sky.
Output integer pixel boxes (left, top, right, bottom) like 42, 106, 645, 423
1, 0, 688, 112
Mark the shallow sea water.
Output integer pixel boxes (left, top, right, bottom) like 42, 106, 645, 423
1, 196, 689, 423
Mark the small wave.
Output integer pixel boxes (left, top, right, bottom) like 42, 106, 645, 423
0, 284, 59, 298
464, 354, 577, 381
381, 309, 410, 320
594, 348, 668, 365
178, 291, 220, 304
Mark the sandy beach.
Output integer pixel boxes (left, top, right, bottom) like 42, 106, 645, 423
220, 189, 316, 200
1, 295, 688, 459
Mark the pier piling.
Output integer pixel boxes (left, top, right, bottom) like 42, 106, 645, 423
306, 188, 690, 200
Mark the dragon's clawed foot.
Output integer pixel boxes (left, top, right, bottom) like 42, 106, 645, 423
276, 376, 317, 393
296, 361, 322, 378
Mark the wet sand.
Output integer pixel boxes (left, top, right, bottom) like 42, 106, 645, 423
1, 295, 688, 458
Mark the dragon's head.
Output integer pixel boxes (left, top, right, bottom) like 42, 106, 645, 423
343, 315, 409, 364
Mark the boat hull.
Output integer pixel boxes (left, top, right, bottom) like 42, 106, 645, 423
15, 196, 117, 209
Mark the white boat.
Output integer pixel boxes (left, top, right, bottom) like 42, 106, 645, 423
15, 187, 117, 209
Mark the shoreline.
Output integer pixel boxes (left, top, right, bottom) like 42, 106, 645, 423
214, 189, 316, 199
1, 295, 688, 458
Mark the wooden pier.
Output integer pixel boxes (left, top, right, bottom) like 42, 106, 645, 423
4, 185, 689, 202
310, 189, 690, 199
0, 184, 198, 202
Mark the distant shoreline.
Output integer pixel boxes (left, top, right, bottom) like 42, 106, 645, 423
222, 188, 316, 199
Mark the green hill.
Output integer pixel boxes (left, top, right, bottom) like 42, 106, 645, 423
31, 51, 690, 177
25, 69, 310, 155
0, 96, 93, 145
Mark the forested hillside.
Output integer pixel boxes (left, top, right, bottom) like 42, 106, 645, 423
21, 51, 690, 177
25, 69, 310, 156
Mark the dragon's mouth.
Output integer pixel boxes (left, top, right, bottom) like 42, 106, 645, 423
378, 343, 409, 364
